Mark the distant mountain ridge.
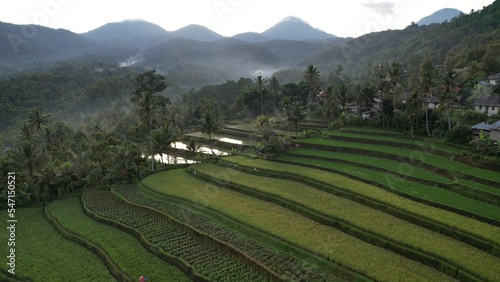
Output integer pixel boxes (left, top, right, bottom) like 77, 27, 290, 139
84, 17, 337, 44
262, 16, 336, 41
417, 8, 463, 25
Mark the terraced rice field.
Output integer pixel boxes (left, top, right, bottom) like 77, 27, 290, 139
46, 197, 191, 282
0, 206, 115, 281
7, 126, 500, 281
142, 169, 459, 282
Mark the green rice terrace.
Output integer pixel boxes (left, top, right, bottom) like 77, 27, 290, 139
3, 126, 500, 281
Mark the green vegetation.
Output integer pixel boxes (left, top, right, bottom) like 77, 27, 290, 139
142, 169, 456, 282
222, 156, 500, 246
1, 3, 500, 281
82, 190, 271, 281
296, 138, 500, 183
277, 154, 500, 222
46, 197, 190, 282
190, 163, 500, 281
0, 207, 114, 281
326, 129, 466, 154
114, 186, 347, 282
288, 148, 451, 183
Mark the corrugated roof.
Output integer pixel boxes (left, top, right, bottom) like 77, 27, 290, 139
475, 96, 500, 106
472, 120, 500, 131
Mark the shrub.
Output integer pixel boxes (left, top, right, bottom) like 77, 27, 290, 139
446, 125, 473, 145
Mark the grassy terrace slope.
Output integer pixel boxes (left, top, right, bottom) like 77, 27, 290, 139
190, 163, 500, 281
327, 129, 466, 155
0, 207, 114, 281
116, 186, 346, 282
222, 156, 500, 247
295, 137, 500, 184
278, 154, 500, 223
141, 169, 455, 282
46, 197, 190, 282
82, 191, 269, 281
284, 148, 500, 206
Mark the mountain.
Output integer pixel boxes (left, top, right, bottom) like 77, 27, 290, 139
262, 16, 336, 41
275, 1, 500, 82
83, 20, 168, 40
0, 21, 96, 73
171, 24, 224, 41
232, 32, 272, 43
139, 38, 282, 80
417, 8, 463, 25
83, 20, 171, 48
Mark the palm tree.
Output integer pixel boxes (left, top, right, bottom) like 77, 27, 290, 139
198, 109, 223, 153
387, 62, 405, 112
132, 70, 167, 172
255, 76, 268, 115
356, 83, 377, 113
152, 123, 179, 164
28, 107, 52, 133
322, 86, 338, 128
269, 76, 281, 112
464, 60, 484, 86
17, 122, 35, 144
281, 96, 293, 118
136, 91, 156, 168
335, 84, 349, 113
303, 65, 321, 103
186, 138, 200, 159
375, 74, 390, 127
395, 90, 420, 138
419, 60, 435, 137
289, 103, 306, 138
15, 141, 45, 180
439, 69, 459, 130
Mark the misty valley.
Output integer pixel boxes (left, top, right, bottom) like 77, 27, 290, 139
1, 3, 500, 282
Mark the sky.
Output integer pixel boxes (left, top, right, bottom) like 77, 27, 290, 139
1, 0, 496, 38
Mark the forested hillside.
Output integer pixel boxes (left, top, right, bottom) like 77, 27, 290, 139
276, 1, 500, 82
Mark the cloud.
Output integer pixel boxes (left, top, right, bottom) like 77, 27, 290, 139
362, 1, 397, 15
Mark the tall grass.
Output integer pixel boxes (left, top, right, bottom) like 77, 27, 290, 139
142, 169, 456, 282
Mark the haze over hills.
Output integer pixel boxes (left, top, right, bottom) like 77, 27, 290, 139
0, 16, 345, 80
417, 8, 464, 25
0, 2, 498, 86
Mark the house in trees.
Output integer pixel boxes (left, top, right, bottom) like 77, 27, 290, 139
472, 120, 500, 141
475, 96, 500, 116
492, 122, 500, 141
488, 73, 500, 85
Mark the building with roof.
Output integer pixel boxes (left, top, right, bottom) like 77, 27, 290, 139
472, 120, 500, 141
475, 96, 500, 116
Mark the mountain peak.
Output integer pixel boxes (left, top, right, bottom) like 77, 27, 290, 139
417, 8, 463, 26
83, 20, 167, 40
262, 16, 335, 41
280, 16, 308, 23
172, 24, 224, 41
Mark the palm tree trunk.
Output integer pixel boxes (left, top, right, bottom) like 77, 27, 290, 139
425, 107, 431, 137
447, 107, 451, 131
273, 92, 277, 113
150, 113, 154, 172
260, 91, 264, 115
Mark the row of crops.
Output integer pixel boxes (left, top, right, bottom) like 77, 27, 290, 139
4, 126, 499, 281
0, 207, 116, 281
81, 190, 273, 282
141, 169, 457, 282
46, 197, 191, 281
130, 126, 499, 281
113, 186, 344, 281
276, 139, 500, 222
186, 162, 500, 281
